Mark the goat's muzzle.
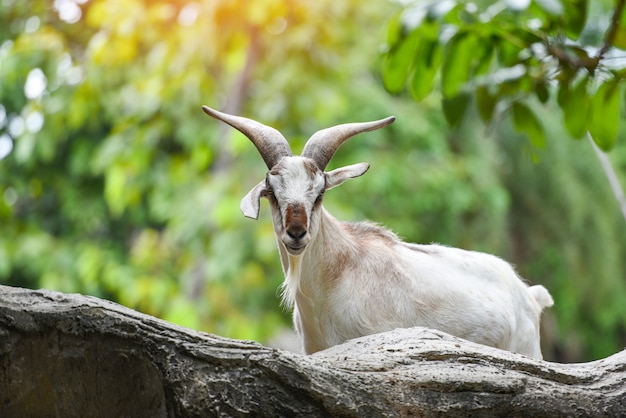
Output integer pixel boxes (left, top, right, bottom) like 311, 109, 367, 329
282, 203, 310, 255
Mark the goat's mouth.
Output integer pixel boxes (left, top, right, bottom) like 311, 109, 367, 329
285, 243, 307, 255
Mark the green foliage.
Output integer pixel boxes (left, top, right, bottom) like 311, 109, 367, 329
0, 0, 422, 348
588, 78, 621, 150
499, 114, 626, 360
380, 0, 626, 360
382, 0, 626, 151
511, 101, 546, 149
557, 74, 590, 139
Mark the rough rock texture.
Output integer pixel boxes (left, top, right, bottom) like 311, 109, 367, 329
0, 285, 624, 417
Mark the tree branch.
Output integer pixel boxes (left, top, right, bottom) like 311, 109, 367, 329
597, 0, 626, 60
544, 0, 626, 75
1, 285, 625, 416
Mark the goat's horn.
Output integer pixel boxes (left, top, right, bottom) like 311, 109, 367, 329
202, 105, 292, 169
302, 116, 396, 170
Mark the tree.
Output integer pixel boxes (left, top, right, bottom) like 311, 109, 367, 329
0, 0, 404, 343
381, 0, 626, 216
379, 0, 626, 361
381, 0, 625, 151
1, 285, 625, 416
382, 0, 626, 214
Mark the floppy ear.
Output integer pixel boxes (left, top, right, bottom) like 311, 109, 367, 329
240, 180, 267, 219
325, 162, 370, 190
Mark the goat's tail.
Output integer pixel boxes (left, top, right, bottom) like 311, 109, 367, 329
528, 285, 554, 311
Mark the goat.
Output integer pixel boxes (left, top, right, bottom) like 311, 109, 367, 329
202, 105, 554, 358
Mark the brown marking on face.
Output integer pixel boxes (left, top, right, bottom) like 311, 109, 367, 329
269, 164, 282, 175
302, 158, 320, 177
285, 203, 308, 238
301, 158, 326, 208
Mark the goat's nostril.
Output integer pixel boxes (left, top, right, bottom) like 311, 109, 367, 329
287, 227, 307, 240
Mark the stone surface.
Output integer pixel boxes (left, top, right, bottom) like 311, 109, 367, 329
0, 285, 624, 417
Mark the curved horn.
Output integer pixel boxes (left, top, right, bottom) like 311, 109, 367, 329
302, 116, 396, 170
202, 105, 292, 169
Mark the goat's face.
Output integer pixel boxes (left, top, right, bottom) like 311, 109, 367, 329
266, 157, 324, 255
241, 156, 370, 256
201, 105, 394, 256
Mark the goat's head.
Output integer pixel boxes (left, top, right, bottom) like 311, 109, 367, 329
202, 105, 395, 256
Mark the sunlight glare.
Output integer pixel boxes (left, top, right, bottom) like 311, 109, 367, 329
506, 0, 531, 11
25, 16, 41, 33
24, 68, 47, 99
54, 0, 82, 24
0, 105, 5, 129
8, 116, 24, 138
178, 3, 200, 26
2, 186, 17, 206
26, 111, 44, 134
266, 17, 287, 35
0, 134, 13, 161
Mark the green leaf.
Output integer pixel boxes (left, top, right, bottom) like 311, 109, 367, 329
442, 93, 470, 127
558, 75, 589, 139
614, 29, 626, 50
495, 37, 524, 67
475, 86, 498, 123
381, 31, 419, 94
511, 101, 546, 149
409, 37, 443, 101
474, 42, 495, 76
386, 12, 403, 46
615, 5, 626, 49
535, 83, 550, 103
441, 31, 477, 98
562, 0, 588, 39
588, 79, 620, 151
556, 79, 568, 108
497, 70, 531, 97
104, 164, 127, 216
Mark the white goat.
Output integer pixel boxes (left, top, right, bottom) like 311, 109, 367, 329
202, 105, 554, 358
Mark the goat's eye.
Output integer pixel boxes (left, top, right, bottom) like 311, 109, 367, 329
315, 190, 325, 202
265, 189, 274, 197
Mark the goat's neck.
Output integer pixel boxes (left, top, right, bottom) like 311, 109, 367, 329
278, 207, 349, 310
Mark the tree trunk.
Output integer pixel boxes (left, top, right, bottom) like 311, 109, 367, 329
0, 285, 624, 417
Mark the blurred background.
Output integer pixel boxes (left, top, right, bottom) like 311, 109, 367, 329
1, 0, 625, 363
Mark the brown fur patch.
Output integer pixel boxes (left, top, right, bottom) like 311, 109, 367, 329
322, 247, 351, 286
406, 243, 439, 255
269, 165, 282, 175
342, 221, 399, 247
285, 203, 307, 236
302, 158, 320, 177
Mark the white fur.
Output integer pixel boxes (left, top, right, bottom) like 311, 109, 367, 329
248, 157, 554, 358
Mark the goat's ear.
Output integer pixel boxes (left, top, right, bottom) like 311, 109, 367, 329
325, 162, 370, 190
240, 180, 267, 219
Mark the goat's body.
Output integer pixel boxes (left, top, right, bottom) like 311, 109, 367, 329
280, 209, 552, 357
202, 106, 553, 359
